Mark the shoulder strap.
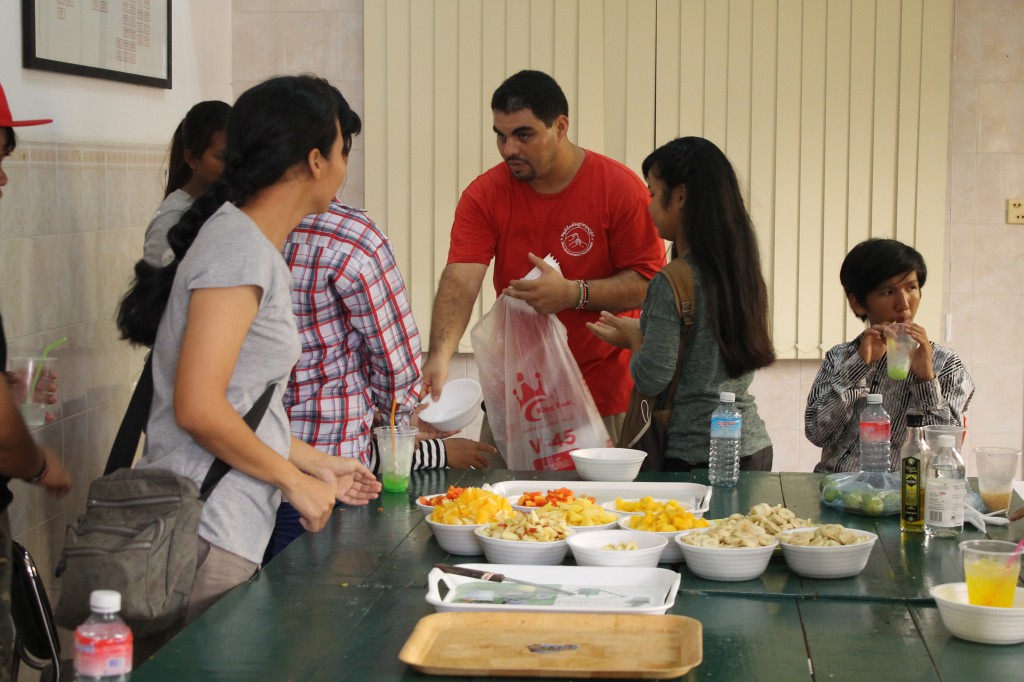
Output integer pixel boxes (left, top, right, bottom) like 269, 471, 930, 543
654, 258, 696, 408
103, 359, 278, 499
198, 382, 277, 499
103, 360, 154, 475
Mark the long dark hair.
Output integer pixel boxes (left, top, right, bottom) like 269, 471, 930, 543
642, 137, 775, 376
164, 100, 231, 197
118, 75, 362, 347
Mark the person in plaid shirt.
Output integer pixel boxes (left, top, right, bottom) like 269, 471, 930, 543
265, 199, 495, 561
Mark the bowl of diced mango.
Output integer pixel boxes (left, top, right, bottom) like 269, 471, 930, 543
615, 498, 711, 563
425, 488, 514, 555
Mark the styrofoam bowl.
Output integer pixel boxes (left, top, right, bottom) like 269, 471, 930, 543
675, 529, 778, 581
931, 582, 1024, 645
570, 448, 646, 482
424, 518, 485, 555
474, 527, 573, 565
567, 529, 668, 568
417, 379, 482, 431
616, 515, 685, 563
776, 528, 878, 579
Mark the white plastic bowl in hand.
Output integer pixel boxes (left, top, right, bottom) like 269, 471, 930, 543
567, 529, 668, 568
424, 517, 485, 556
616, 515, 685, 563
570, 448, 646, 482
931, 582, 1024, 645
417, 379, 482, 432
776, 527, 878, 579
674, 529, 778, 581
474, 527, 573, 565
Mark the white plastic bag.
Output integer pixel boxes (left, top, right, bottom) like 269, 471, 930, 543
470, 255, 611, 470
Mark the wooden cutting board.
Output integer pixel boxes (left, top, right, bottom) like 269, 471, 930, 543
398, 612, 702, 679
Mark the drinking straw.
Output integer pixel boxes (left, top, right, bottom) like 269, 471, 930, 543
23, 336, 68, 411
390, 399, 398, 477
1008, 539, 1024, 570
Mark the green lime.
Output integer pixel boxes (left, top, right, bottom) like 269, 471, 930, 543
842, 492, 865, 510
863, 497, 886, 516
822, 485, 842, 503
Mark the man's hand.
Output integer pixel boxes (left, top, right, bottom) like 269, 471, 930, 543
904, 322, 935, 382
421, 355, 449, 402
503, 252, 577, 315
443, 438, 496, 469
36, 447, 72, 497
857, 325, 887, 365
411, 403, 458, 440
7, 367, 59, 423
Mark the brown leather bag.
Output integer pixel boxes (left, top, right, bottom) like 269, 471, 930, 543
617, 259, 695, 472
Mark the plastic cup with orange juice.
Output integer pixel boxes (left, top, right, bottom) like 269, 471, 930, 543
961, 540, 1021, 608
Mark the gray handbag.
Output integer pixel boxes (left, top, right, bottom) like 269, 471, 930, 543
53, 361, 274, 635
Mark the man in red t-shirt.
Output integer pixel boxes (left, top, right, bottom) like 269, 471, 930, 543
423, 70, 664, 460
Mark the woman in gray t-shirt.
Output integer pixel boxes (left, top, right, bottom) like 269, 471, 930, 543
117, 76, 381, 633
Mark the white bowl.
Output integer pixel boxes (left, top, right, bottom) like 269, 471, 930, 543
599, 498, 701, 519
776, 528, 878, 579
417, 379, 482, 431
474, 527, 573, 565
674, 530, 778, 581
424, 518, 485, 555
570, 448, 646, 482
567, 529, 668, 568
931, 582, 1024, 645
416, 491, 454, 519
616, 515, 685, 563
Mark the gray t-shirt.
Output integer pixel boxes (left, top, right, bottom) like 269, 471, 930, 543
631, 255, 771, 464
143, 189, 194, 266
139, 202, 300, 563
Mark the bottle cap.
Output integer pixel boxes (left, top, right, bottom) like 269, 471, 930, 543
906, 413, 923, 427
866, 393, 882, 404
90, 589, 121, 613
937, 435, 955, 448
719, 391, 736, 403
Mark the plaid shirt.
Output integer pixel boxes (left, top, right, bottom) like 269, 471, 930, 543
283, 201, 422, 466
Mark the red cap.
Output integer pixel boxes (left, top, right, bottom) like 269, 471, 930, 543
0, 82, 52, 127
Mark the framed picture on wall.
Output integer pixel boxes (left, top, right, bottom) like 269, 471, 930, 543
22, 0, 172, 89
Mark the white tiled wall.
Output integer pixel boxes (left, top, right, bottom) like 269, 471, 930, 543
0, 142, 158, 598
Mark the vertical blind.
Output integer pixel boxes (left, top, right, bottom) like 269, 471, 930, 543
364, 0, 952, 358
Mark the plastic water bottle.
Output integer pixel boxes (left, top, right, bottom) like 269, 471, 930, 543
708, 392, 742, 487
73, 590, 132, 682
858, 394, 891, 473
899, 412, 929, 533
925, 434, 966, 537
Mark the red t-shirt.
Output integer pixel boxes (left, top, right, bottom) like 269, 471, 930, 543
447, 150, 665, 416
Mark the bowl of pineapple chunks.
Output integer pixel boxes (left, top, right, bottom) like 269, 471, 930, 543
616, 501, 711, 563
425, 488, 515, 555
474, 510, 574, 565
567, 529, 668, 568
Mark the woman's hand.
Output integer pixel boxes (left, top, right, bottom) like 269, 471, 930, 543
443, 438, 495, 469
295, 444, 382, 507
280, 472, 337, 533
586, 311, 642, 350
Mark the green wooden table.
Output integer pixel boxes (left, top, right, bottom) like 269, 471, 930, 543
133, 471, 1022, 681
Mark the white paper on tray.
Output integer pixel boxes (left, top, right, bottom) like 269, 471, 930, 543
484, 480, 711, 512
426, 563, 681, 615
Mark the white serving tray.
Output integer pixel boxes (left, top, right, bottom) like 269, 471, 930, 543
426, 563, 681, 616
486, 480, 710, 512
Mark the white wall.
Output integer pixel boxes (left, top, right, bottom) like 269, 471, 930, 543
0, 0, 233, 144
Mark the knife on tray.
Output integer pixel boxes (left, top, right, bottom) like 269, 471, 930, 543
433, 564, 576, 596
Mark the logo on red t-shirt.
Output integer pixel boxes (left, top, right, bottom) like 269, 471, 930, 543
560, 222, 594, 257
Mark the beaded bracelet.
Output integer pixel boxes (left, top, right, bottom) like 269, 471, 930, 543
575, 279, 585, 310
25, 457, 49, 485
575, 279, 590, 310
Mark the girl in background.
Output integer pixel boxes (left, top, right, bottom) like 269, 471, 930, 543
117, 76, 380, 645
143, 100, 230, 266
588, 136, 775, 471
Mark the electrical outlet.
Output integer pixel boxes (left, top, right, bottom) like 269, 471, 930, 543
1009, 199, 1024, 225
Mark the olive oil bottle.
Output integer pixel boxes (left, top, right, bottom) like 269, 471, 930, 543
900, 413, 928, 532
